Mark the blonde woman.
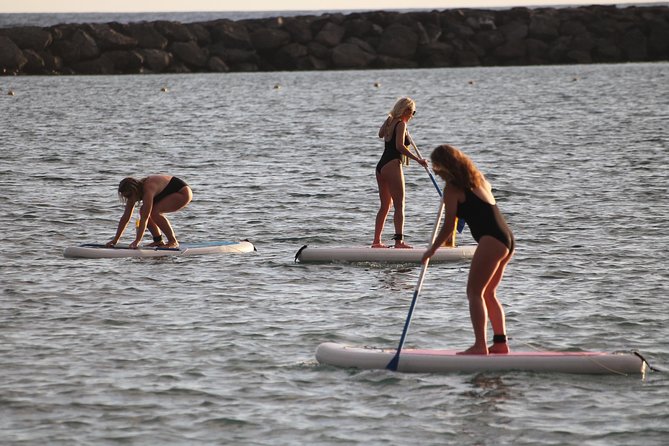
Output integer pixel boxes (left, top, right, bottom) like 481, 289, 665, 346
106, 175, 192, 249
372, 97, 428, 248
422, 145, 514, 355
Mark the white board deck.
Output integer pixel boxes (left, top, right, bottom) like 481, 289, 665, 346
63, 240, 256, 259
315, 342, 646, 375
295, 245, 476, 263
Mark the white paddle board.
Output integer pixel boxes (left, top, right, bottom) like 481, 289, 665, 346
295, 245, 476, 263
63, 240, 256, 259
315, 342, 647, 375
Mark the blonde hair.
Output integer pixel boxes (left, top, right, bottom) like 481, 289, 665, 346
117, 177, 144, 203
430, 144, 484, 190
380, 97, 415, 142
388, 97, 415, 119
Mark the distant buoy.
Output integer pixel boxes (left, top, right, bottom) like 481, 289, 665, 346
160, 87, 168, 92
273, 84, 281, 89
468, 80, 475, 85
373, 82, 381, 88
572, 77, 578, 82
7, 90, 15, 96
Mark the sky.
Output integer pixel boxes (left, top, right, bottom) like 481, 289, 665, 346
0, 0, 661, 13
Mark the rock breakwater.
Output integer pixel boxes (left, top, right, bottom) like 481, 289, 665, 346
1, 5, 668, 75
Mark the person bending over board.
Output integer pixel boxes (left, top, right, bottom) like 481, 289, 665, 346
105, 175, 193, 249
373, 97, 428, 249
422, 145, 514, 355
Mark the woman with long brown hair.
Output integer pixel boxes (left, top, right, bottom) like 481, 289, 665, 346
373, 97, 428, 248
422, 145, 514, 355
106, 175, 192, 249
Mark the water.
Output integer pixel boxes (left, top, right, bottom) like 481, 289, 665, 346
1, 63, 668, 444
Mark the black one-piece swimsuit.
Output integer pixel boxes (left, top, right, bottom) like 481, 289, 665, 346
456, 189, 514, 252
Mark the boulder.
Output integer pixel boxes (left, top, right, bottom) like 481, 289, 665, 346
315, 22, 345, 47
332, 42, 376, 68
51, 29, 99, 63
377, 23, 418, 59
153, 21, 194, 42
207, 56, 229, 72
250, 28, 291, 51
529, 13, 560, 40
0, 36, 28, 72
0, 26, 52, 50
125, 23, 168, 49
136, 48, 172, 72
84, 23, 137, 50
170, 40, 208, 67
209, 19, 252, 49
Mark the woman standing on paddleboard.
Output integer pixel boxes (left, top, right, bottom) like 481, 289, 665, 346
106, 175, 192, 249
422, 145, 514, 355
373, 97, 428, 249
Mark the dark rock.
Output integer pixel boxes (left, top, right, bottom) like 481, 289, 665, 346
209, 19, 252, 49
153, 21, 194, 42
332, 42, 376, 68
417, 41, 455, 67
187, 23, 211, 46
84, 23, 137, 50
274, 42, 308, 69
315, 22, 345, 47
250, 28, 291, 51
125, 23, 168, 49
0, 36, 28, 72
0, 26, 52, 50
529, 12, 560, 40
71, 55, 115, 74
21, 49, 45, 73
103, 50, 144, 73
283, 17, 313, 43
136, 48, 172, 72
170, 40, 208, 68
377, 23, 418, 59
51, 29, 99, 63
207, 56, 229, 72
621, 28, 647, 61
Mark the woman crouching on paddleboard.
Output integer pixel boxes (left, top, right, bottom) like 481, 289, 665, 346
106, 175, 192, 249
373, 97, 428, 248
422, 145, 514, 355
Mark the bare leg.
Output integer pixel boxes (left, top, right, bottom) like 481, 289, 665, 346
150, 187, 192, 248
459, 237, 509, 355
484, 249, 512, 353
373, 172, 392, 247
382, 162, 411, 248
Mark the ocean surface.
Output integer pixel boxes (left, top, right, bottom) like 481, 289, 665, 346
1, 61, 668, 444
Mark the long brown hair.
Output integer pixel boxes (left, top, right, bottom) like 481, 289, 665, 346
430, 144, 484, 190
117, 177, 144, 203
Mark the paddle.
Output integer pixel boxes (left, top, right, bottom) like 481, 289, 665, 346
407, 131, 465, 233
386, 199, 445, 371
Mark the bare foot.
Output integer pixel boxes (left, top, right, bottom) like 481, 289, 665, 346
394, 241, 413, 249
371, 243, 389, 248
164, 240, 179, 248
148, 241, 166, 247
457, 344, 489, 355
488, 344, 510, 354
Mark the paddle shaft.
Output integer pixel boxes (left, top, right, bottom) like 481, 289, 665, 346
407, 131, 465, 234
386, 199, 445, 371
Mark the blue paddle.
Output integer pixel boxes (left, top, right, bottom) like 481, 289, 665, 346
407, 131, 465, 233
387, 199, 445, 371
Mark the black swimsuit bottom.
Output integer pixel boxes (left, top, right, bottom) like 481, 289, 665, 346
456, 189, 514, 252
153, 177, 188, 204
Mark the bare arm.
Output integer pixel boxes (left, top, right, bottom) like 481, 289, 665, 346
422, 189, 460, 262
106, 200, 135, 247
394, 121, 427, 165
129, 188, 156, 249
